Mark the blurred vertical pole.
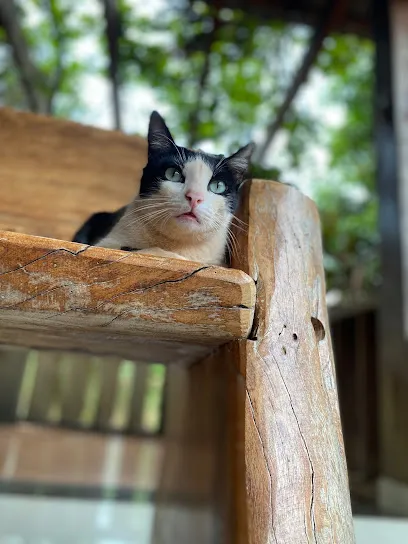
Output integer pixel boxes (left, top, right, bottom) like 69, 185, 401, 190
101, 0, 122, 131
0, 0, 44, 112
373, 0, 408, 514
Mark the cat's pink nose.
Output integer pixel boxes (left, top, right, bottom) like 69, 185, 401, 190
185, 191, 204, 209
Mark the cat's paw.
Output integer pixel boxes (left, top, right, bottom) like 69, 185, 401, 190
136, 247, 188, 260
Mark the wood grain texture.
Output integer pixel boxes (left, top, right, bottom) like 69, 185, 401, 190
128, 362, 149, 433
0, 230, 255, 364
96, 356, 122, 430
152, 356, 227, 544
377, 0, 408, 487
0, 423, 164, 491
231, 180, 355, 543
0, 108, 146, 240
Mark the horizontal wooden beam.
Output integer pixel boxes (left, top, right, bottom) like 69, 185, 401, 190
0, 231, 255, 364
0, 107, 146, 241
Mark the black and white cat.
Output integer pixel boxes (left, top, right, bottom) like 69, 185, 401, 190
73, 111, 254, 265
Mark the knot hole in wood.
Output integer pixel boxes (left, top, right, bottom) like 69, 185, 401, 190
311, 316, 325, 342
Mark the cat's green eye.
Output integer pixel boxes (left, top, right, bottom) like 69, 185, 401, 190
209, 180, 227, 194
165, 167, 183, 182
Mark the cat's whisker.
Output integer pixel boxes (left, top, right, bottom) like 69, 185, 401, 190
127, 202, 180, 217
125, 209, 172, 228
137, 209, 171, 221
229, 222, 246, 233
132, 203, 168, 212
213, 156, 227, 176
158, 211, 174, 231
226, 227, 241, 260
230, 234, 241, 256
132, 205, 173, 215
231, 214, 248, 228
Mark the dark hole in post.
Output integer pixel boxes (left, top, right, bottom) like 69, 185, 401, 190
311, 317, 325, 341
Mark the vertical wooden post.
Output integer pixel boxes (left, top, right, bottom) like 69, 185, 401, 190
231, 180, 355, 542
390, 0, 408, 342
373, 0, 408, 511
128, 361, 149, 433
152, 359, 227, 544
373, 0, 407, 376
153, 180, 354, 542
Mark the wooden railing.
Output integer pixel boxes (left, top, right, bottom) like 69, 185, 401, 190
0, 108, 355, 543
331, 306, 379, 508
0, 348, 165, 435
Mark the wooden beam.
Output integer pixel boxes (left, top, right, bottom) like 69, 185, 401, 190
374, 0, 408, 503
231, 180, 354, 542
373, 0, 405, 377
0, 108, 146, 241
200, 0, 370, 37
0, 231, 255, 364
151, 180, 354, 542
152, 356, 227, 543
390, 0, 408, 345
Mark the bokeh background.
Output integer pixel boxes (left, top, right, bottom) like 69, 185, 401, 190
0, 0, 379, 305
0, 0, 407, 542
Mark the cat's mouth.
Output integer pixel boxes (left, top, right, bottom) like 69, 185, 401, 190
177, 211, 199, 222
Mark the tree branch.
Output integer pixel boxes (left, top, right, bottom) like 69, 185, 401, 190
254, 0, 348, 163
0, 0, 45, 112
186, 6, 222, 148
101, 0, 123, 131
45, 0, 65, 115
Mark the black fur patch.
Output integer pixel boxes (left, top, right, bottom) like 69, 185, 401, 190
120, 246, 138, 251
72, 207, 126, 245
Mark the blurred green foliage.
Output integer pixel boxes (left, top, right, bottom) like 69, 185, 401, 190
0, 0, 378, 302
316, 35, 379, 299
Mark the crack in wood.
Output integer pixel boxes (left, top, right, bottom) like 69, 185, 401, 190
98, 265, 213, 305
246, 388, 278, 543
271, 351, 317, 543
0, 245, 89, 277
41, 301, 251, 322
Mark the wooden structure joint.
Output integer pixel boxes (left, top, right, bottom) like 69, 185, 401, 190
0, 230, 255, 364
0, 108, 354, 543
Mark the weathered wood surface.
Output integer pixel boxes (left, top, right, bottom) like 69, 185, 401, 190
375, 0, 408, 494
331, 310, 378, 495
152, 356, 227, 544
0, 107, 146, 241
0, 230, 255, 364
230, 180, 354, 543
0, 423, 164, 491
150, 180, 354, 543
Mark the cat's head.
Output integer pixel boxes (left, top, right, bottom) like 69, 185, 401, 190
138, 111, 254, 240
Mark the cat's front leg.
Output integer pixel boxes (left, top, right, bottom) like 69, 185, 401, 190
136, 247, 188, 260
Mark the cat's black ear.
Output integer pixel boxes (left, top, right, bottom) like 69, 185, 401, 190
148, 111, 175, 156
227, 142, 255, 178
